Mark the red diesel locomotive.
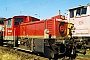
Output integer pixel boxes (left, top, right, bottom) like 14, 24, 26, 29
3, 14, 75, 59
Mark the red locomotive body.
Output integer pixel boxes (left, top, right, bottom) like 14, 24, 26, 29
20, 20, 45, 38
45, 17, 68, 38
20, 15, 68, 39
3, 14, 75, 59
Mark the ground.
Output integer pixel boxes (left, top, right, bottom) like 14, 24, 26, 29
0, 48, 90, 60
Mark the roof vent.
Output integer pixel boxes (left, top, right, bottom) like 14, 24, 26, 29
78, 5, 82, 7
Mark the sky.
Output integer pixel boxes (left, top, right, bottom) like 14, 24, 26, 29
0, 0, 90, 19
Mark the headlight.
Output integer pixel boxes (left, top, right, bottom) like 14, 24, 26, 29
44, 29, 49, 34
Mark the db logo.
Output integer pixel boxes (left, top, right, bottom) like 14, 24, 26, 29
59, 22, 66, 37
79, 20, 83, 25
60, 26, 64, 32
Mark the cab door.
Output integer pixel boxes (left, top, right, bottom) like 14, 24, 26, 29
4, 18, 13, 40
3, 18, 13, 47
13, 18, 23, 46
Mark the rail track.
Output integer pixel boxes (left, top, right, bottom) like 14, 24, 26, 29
0, 46, 49, 60
0, 46, 90, 60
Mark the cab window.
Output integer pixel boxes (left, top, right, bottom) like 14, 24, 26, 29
76, 8, 80, 16
14, 18, 23, 25
76, 7, 87, 16
0, 20, 4, 24
81, 7, 87, 14
70, 9, 74, 18
7, 19, 12, 28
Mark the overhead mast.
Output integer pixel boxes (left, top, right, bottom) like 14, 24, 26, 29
58, 10, 60, 15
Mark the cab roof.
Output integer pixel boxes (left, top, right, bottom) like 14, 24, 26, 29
68, 4, 90, 10
68, 5, 86, 10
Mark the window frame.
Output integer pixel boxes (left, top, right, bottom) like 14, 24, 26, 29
14, 18, 23, 26
76, 8, 81, 16
69, 9, 74, 18
6, 19, 12, 28
81, 7, 87, 15
76, 7, 87, 16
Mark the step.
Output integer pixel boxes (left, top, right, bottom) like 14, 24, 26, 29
3, 45, 8, 47
3, 42, 7, 43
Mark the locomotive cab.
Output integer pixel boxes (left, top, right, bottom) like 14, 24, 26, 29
68, 4, 90, 54
3, 17, 22, 47
3, 16, 40, 47
68, 4, 90, 36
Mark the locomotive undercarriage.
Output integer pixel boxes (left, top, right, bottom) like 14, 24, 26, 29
16, 37, 77, 59
3, 38, 90, 58
72, 37, 90, 54
2, 36, 89, 59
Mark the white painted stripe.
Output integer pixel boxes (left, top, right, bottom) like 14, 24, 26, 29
72, 34, 90, 37
4, 36, 17, 40
14, 47, 32, 52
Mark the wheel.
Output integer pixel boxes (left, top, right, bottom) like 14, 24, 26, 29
44, 46, 58, 59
